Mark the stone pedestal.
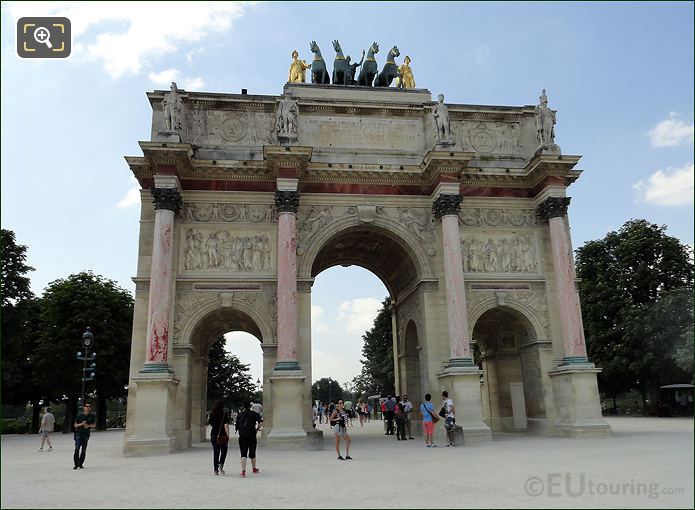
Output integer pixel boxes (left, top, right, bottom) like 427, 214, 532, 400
266, 370, 306, 449
305, 429, 324, 451
438, 366, 491, 443
548, 364, 611, 437
123, 373, 179, 456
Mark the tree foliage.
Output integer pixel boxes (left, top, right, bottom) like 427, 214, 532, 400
350, 297, 395, 398
1, 229, 42, 429
311, 377, 344, 403
1, 229, 34, 307
576, 219, 694, 409
207, 337, 257, 410
33, 271, 134, 428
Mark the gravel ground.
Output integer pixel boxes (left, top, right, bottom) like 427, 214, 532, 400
1, 417, 692, 508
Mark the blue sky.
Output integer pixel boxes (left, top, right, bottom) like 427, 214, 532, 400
1, 2, 693, 387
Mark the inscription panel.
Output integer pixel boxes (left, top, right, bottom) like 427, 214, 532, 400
299, 116, 423, 151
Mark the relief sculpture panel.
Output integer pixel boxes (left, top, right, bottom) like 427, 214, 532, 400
461, 234, 538, 273
188, 110, 276, 146
459, 208, 535, 228
183, 203, 276, 223
453, 121, 522, 156
182, 228, 274, 273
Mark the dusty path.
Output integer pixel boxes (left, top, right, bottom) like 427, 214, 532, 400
2, 417, 692, 508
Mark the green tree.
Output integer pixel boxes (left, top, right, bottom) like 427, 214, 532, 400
576, 220, 694, 412
33, 272, 134, 430
354, 297, 395, 397
1, 229, 43, 431
311, 377, 344, 404
207, 337, 257, 410
1, 229, 34, 307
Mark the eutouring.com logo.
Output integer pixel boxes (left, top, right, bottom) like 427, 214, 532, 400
524, 473, 684, 500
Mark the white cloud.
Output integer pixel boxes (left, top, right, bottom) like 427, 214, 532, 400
648, 113, 694, 148
311, 350, 360, 386
116, 176, 141, 209
311, 305, 329, 334
634, 162, 694, 206
148, 68, 180, 86
182, 76, 205, 90
336, 298, 382, 334
6, 2, 249, 78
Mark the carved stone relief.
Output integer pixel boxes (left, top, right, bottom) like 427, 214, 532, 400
173, 292, 220, 344
172, 291, 277, 344
202, 111, 275, 145
295, 205, 356, 255
461, 234, 538, 273
183, 203, 276, 223
466, 289, 550, 338
183, 228, 273, 272
379, 207, 436, 257
234, 291, 278, 343
453, 121, 522, 156
459, 208, 536, 228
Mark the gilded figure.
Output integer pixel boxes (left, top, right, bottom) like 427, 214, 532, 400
397, 55, 415, 89
288, 50, 311, 83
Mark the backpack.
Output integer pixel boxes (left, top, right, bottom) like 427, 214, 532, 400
235, 411, 256, 438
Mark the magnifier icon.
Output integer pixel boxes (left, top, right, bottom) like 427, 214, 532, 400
33, 26, 52, 49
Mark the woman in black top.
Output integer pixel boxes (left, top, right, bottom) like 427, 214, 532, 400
209, 400, 230, 475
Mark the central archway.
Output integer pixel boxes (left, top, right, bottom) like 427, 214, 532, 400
296, 219, 433, 433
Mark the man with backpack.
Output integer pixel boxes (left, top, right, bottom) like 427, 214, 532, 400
235, 401, 263, 478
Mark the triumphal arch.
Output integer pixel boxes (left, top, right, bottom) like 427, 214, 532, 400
123, 54, 610, 454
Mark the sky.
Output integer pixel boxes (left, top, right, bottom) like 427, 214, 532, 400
1, 1, 693, 388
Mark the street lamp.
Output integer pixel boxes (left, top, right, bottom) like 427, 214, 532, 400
76, 327, 97, 407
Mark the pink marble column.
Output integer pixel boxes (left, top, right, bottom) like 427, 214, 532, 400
537, 196, 588, 363
142, 187, 181, 372
433, 194, 474, 366
274, 190, 300, 370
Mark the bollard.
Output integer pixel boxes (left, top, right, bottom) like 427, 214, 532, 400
451, 425, 465, 446
305, 429, 324, 451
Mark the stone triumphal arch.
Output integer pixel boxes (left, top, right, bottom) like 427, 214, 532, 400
123, 81, 610, 455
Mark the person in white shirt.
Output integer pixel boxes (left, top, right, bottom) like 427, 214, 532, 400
441, 391, 456, 447
38, 407, 55, 452
400, 395, 415, 439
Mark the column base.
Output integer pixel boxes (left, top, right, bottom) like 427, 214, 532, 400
123, 372, 179, 456
548, 364, 612, 438
274, 360, 301, 371
266, 369, 306, 449
438, 365, 492, 443
139, 362, 174, 374
446, 357, 477, 368
560, 355, 590, 366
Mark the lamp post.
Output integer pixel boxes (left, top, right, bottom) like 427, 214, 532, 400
328, 377, 333, 405
76, 327, 97, 408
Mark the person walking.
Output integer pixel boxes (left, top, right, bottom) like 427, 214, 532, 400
235, 400, 263, 477
384, 396, 396, 435
330, 399, 352, 460
209, 400, 230, 475
38, 407, 55, 452
73, 402, 96, 469
442, 390, 456, 447
394, 400, 407, 441
420, 393, 439, 447
400, 395, 415, 439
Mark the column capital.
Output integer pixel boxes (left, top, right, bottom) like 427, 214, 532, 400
432, 193, 463, 218
150, 186, 182, 214
275, 190, 300, 214
536, 196, 571, 220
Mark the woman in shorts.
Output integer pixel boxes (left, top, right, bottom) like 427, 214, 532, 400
329, 399, 352, 460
